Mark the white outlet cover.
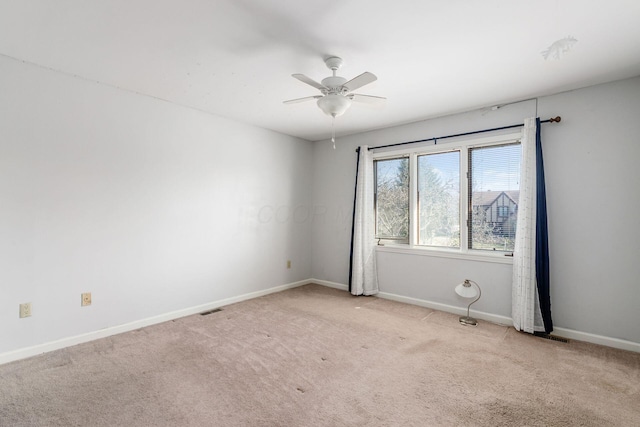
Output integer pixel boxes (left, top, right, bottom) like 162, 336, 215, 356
19, 303, 32, 318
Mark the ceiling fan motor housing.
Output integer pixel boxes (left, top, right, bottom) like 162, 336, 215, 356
321, 76, 348, 94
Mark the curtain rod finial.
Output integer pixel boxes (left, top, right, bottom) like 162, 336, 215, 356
549, 116, 561, 123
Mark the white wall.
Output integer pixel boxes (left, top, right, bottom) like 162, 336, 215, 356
2, 51, 638, 359
537, 78, 640, 343
0, 55, 313, 355
312, 76, 640, 345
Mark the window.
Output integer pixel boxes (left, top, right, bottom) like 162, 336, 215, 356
373, 133, 522, 256
469, 143, 521, 251
417, 151, 459, 248
374, 157, 409, 242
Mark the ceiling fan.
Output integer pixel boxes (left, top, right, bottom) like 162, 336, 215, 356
283, 56, 386, 118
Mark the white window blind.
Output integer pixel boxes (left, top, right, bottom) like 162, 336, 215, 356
468, 143, 522, 252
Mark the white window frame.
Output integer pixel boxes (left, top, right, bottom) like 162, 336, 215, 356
372, 131, 522, 264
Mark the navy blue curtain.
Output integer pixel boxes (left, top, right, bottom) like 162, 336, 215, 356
348, 147, 361, 294
535, 118, 553, 333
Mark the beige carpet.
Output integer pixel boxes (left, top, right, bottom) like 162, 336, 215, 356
1, 284, 639, 426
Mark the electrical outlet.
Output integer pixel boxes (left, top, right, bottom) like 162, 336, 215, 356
81, 292, 92, 307
287, 260, 291, 269
19, 302, 32, 318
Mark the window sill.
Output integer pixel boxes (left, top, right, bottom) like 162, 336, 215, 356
375, 244, 514, 264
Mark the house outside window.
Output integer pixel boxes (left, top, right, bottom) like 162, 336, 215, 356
497, 205, 509, 217
373, 133, 522, 257
469, 143, 521, 251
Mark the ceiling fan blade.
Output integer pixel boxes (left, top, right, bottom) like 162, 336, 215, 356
283, 95, 323, 104
292, 74, 327, 91
350, 94, 386, 104
343, 72, 377, 91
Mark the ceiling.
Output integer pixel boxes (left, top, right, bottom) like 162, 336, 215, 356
1, 0, 639, 141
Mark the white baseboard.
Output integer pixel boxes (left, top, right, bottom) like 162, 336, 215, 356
309, 278, 349, 291
313, 283, 640, 354
2, 278, 638, 365
377, 291, 513, 326
0, 279, 313, 366
552, 327, 640, 353
378, 290, 640, 353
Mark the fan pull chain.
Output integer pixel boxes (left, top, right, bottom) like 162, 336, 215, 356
331, 115, 336, 149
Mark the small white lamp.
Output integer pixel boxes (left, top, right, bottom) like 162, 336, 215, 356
454, 279, 481, 326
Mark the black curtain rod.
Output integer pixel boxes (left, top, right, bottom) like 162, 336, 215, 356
364, 116, 561, 151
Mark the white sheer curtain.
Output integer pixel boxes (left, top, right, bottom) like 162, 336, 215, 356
350, 146, 379, 296
512, 118, 545, 333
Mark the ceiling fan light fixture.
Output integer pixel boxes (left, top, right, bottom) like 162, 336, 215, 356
317, 94, 352, 117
